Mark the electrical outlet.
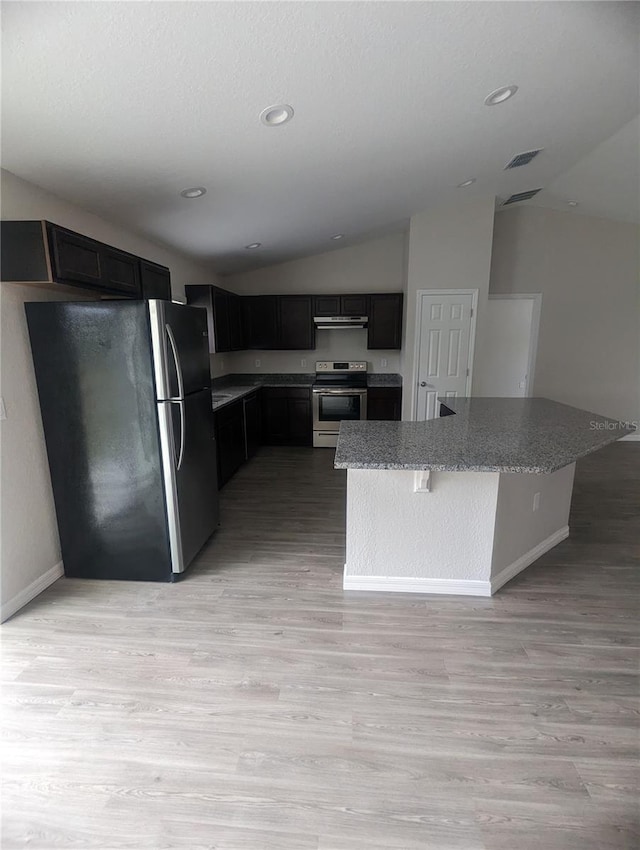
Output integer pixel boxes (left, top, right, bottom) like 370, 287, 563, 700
220, 358, 225, 371
255, 359, 261, 368
0, 397, 6, 420
301, 359, 306, 368
381, 358, 388, 368
533, 492, 540, 512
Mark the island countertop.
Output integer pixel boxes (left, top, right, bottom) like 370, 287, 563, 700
334, 397, 634, 474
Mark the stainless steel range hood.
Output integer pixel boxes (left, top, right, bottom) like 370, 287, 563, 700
314, 316, 368, 330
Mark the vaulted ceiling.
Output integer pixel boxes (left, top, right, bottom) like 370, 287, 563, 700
2, 2, 638, 272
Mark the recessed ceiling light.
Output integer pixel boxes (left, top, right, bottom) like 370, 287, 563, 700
330, 234, 344, 240
484, 85, 519, 106
567, 200, 579, 207
456, 178, 476, 188
245, 242, 262, 249
260, 104, 294, 126
180, 187, 206, 199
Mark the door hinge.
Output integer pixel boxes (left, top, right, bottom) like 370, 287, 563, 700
470, 308, 474, 317
466, 368, 469, 376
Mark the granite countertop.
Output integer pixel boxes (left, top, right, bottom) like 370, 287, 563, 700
211, 373, 402, 411
334, 397, 635, 474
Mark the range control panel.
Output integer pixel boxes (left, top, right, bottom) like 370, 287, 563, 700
316, 361, 367, 373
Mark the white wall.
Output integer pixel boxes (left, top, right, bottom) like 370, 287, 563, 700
0, 170, 217, 620
218, 232, 407, 376
489, 206, 639, 423
491, 463, 575, 580
402, 196, 496, 419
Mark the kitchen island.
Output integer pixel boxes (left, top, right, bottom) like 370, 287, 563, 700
334, 398, 634, 596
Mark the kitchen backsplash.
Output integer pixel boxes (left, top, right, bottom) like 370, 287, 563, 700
210, 328, 401, 378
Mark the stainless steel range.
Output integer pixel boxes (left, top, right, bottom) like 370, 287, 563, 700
312, 361, 368, 448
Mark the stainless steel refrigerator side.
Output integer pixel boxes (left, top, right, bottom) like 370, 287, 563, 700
148, 300, 172, 400
149, 301, 186, 574
156, 400, 186, 574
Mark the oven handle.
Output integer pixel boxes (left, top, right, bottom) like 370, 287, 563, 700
312, 388, 368, 395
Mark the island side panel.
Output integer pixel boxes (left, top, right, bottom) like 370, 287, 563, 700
344, 468, 500, 595
490, 463, 576, 593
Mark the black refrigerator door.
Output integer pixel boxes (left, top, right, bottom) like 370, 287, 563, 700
148, 300, 211, 400
157, 388, 219, 572
25, 300, 174, 581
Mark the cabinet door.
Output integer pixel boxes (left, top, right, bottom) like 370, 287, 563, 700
341, 294, 369, 316
243, 392, 261, 459
244, 296, 278, 349
48, 224, 103, 288
313, 295, 340, 316
261, 390, 290, 444
228, 295, 245, 351
368, 293, 403, 350
103, 247, 141, 296
215, 401, 246, 488
278, 296, 314, 350
288, 396, 312, 445
366, 387, 402, 421
213, 291, 231, 353
140, 260, 171, 300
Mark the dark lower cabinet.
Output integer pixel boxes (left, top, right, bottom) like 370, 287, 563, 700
367, 387, 402, 420
215, 400, 246, 488
243, 392, 261, 460
261, 387, 312, 446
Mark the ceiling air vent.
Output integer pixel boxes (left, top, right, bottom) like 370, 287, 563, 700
504, 149, 543, 170
502, 188, 543, 206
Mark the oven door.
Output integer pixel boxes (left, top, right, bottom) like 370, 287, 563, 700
312, 388, 367, 434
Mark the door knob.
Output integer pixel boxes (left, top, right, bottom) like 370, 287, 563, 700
419, 381, 433, 388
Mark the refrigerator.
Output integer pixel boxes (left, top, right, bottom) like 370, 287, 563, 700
25, 299, 219, 581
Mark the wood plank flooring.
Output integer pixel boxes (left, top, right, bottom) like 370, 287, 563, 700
2, 443, 638, 849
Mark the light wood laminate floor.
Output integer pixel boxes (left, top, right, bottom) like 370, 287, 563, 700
2, 444, 638, 849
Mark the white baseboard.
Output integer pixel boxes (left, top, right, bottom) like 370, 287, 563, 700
343, 574, 491, 597
1, 560, 64, 623
490, 525, 570, 594
620, 433, 640, 442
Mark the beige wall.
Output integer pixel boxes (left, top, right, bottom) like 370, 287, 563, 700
218, 231, 408, 376
490, 206, 639, 424
0, 170, 217, 619
402, 196, 497, 419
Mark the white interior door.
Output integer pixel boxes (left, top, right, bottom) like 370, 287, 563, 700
415, 292, 475, 420
478, 297, 537, 397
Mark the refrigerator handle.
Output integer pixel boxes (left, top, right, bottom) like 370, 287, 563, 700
166, 323, 185, 400
176, 400, 185, 470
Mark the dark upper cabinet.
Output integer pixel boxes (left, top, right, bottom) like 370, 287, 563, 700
367, 387, 402, 421
313, 295, 340, 316
212, 290, 231, 353
244, 296, 278, 349
228, 294, 245, 351
367, 293, 403, 349
185, 284, 240, 353
313, 294, 369, 316
140, 260, 171, 300
0, 220, 167, 300
261, 387, 312, 446
341, 294, 369, 316
48, 224, 104, 289
102, 246, 142, 296
278, 296, 315, 350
